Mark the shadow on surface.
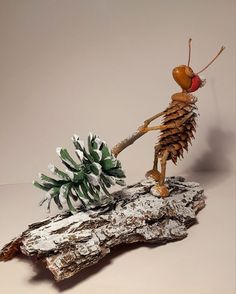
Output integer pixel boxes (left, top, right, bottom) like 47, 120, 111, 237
185, 127, 235, 187
16, 243, 144, 291
16, 239, 186, 292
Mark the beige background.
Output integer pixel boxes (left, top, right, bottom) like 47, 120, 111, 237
0, 0, 235, 293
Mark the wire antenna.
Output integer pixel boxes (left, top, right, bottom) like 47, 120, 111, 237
187, 38, 192, 66
197, 46, 225, 74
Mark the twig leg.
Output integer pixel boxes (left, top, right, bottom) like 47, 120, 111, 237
153, 144, 161, 170
145, 144, 161, 181
152, 150, 170, 197
159, 151, 168, 185
153, 154, 158, 170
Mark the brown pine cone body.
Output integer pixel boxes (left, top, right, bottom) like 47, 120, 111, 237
157, 100, 198, 164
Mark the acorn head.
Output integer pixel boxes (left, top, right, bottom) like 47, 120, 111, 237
172, 39, 224, 93
172, 65, 205, 93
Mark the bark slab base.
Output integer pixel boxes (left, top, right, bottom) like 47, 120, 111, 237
0, 177, 205, 281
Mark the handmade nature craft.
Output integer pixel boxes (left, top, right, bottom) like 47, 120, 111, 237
0, 39, 224, 281
112, 39, 225, 197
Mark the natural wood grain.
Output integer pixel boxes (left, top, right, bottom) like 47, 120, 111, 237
0, 177, 205, 281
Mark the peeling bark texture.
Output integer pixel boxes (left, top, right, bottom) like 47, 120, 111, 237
0, 177, 205, 281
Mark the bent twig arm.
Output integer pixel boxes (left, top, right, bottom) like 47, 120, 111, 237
111, 111, 165, 157
111, 110, 193, 157
143, 111, 166, 126
111, 130, 145, 157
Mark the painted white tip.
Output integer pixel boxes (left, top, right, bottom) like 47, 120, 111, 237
94, 137, 103, 148
97, 150, 102, 161
77, 140, 85, 149
48, 163, 55, 172
89, 132, 94, 140
38, 172, 43, 179
104, 156, 111, 161
109, 176, 116, 185
87, 173, 99, 186
72, 134, 79, 142
65, 169, 74, 180
93, 162, 102, 174
92, 150, 102, 161
32, 180, 36, 185
56, 147, 62, 155
59, 194, 67, 204
75, 149, 84, 161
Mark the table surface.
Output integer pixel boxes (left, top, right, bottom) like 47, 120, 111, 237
0, 171, 235, 294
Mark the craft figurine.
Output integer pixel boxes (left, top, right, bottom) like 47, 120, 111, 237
32, 40, 224, 213
112, 39, 225, 197
0, 39, 224, 281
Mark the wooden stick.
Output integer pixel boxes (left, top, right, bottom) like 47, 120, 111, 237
111, 111, 165, 157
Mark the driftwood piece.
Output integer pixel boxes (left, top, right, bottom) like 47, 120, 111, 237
0, 177, 205, 281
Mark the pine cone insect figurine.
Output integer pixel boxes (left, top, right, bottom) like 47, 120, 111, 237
34, 39, 225, 212
142, 39, 225, 197
112, 39, 225, 197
